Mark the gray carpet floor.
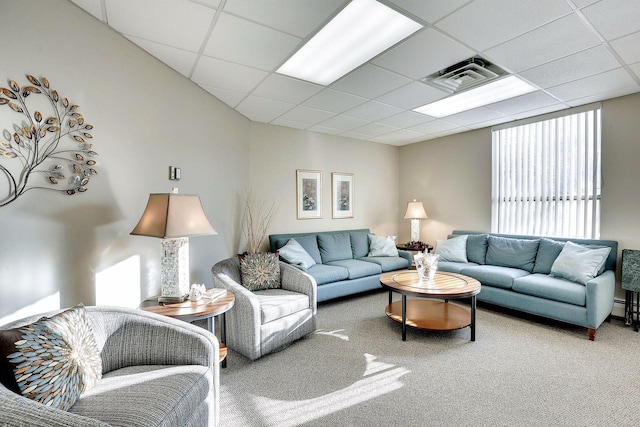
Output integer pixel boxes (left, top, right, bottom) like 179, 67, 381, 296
219, 291, 640, 426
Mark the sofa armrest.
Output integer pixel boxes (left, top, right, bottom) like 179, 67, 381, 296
585, 270, 616, 328
85, 306, 218, 374
398, 250, 412, 265
280, 262, 317, 314
0, 385, 110, 427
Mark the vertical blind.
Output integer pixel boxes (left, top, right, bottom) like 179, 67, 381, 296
491, 104, 602, 239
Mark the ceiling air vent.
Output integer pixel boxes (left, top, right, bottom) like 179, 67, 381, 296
420, 56, 507, 94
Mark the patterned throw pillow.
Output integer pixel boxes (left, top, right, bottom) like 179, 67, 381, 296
0, 304, 102, 411
240, 252, 281, 291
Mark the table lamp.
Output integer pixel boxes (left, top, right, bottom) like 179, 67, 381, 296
131, 188, 216, 302
404, 199, 428, 242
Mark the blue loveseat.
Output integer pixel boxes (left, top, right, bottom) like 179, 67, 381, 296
269, 229, 411, 302
436, 230, 618, 340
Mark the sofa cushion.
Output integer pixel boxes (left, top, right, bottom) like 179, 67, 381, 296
550, 241, 611, 285
435, 235, 468, 262
326, 259, 382, 279
279, 238, 316, 270
367, 234, 398, 257
318, 233, 353, 263
437, 261, 479, 274
350, 230, 370, 259
512, 274, 586, 306
460, 265, 529, 289
70, 364, 210, 427
275, 234, 322, 264
533, 238, 565, 274
466, 234, 489, 265
485, 236, 540, 273
255, 289, 310, 323
306, 264, 349, 285
360, 256, 410, 272
240, 252, 281, 291
0, 305, 101, 412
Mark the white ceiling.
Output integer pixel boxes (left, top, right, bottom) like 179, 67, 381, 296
70, 0, 640, 146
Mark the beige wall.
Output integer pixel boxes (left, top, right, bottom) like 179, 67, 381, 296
248, 122, 401, 251
0, 0, 250, 319
399, 93, 640, 299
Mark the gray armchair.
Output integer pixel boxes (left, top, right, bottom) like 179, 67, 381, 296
211, 257, 317, 361
0, 305, 219, 426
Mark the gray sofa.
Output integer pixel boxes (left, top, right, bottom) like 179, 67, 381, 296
0, 306, 219, 426
437, 230, 618, 340
269, 229, 411, 302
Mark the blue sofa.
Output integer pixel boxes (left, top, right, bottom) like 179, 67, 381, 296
437, 230, 618, 340
269, 229, 411, 302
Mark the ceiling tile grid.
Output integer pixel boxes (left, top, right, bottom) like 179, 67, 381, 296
69, 0, 640, 145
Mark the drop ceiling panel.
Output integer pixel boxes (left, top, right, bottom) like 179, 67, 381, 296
222, 0, 346, 38
373, 28, 475, 80
546, 68, 639, 102
376, 82, 447, 110
70, 0, 103, 20
484, 14, 601, 73
378, 111, 435, 128
409, 119, 460, 134
350, 122, 400, 137
315, 115, 370, 132
520, 45, 620, 89
388, 0, 473, 24
127, 36, 198, 77
487, 91, 565, 116
443, 107, 507, 126
236, 95, 294, 122
275, 106, 336, 125
343, 101, 404, 121
192, 56, 268, 93
436, 0, 572, 51
610, 32, 640, 65
106, 0, 215, 52
199, 86, 246, 108
302, 89, 367, 114
252, 74, 323, 104
203, 13, 301, 71
581, 0, 640, 40
371, 128, 426, 145
330, 65, 412, 99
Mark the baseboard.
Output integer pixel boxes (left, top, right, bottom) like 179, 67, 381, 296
612, 297, 626, 318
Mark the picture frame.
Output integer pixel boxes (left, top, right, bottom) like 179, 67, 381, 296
296, 170, 322, 219
332, 172, 353, 219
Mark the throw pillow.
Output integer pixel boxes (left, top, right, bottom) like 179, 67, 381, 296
0, 304, 102, 411
240, 252, 281, 291
533, 238, 565, 274
318, 233, 353, 262
485, 236, 540, 272
466, 234, 488, 264
278, 238, 316, 270
550, 241, 611, 285
434, 235, 468, 263
367, 234, 398, 257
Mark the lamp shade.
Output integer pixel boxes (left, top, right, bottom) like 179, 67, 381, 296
403, 199, 428, 220
130, 192, 216, 238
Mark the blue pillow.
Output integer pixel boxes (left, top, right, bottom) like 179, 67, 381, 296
435, 235, 468, 263
485, 236, 539, 272
367, 234, 398, 257
550, 241, 611, 285
533, 238, 565, 274
318, 233, 353, 262
466, 234, 488, 264
279, 238, 316, 270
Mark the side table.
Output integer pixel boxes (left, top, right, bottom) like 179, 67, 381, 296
622, 249, 640, 332
139, 290, 235, 367
397, 243, 434, 253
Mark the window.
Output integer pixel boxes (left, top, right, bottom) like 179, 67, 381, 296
491, 104, 602, 239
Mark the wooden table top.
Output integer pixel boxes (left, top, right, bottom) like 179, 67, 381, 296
380, 270, 480, 298
139, 290, 235, 319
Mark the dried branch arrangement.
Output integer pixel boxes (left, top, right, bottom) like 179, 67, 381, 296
242, 189, 276, 253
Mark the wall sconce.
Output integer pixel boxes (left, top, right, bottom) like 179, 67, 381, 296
403, 199, 428, 243
131, 188, 216, 302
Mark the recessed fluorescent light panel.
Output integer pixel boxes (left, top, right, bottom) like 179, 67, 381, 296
276, 0, 423, 86
414, 75, 538, 118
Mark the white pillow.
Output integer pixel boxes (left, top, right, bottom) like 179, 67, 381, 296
434, 235, 468, 263
368, 234, 398, 257
550, 241, 611, 285
279, 238, 316, 270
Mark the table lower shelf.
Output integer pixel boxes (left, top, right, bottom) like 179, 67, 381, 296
385, 299, 471, 331
220, 343, 227, 364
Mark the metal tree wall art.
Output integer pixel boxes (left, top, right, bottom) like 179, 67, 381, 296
0, 75, 97, 207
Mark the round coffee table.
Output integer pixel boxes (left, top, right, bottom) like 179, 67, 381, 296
380, 270, 481, 341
